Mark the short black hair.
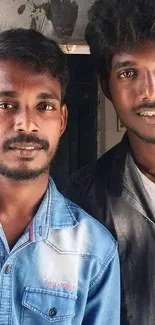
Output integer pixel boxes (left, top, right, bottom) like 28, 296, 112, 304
0, 28, 68, 104
85, 0, 155, 97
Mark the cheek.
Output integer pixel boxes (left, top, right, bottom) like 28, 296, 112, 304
110, 83, 136, 111
44, 119, 62, 144
0, 120, 10, 139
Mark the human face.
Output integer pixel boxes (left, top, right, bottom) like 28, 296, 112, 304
0, 60, 67, 181
109, 40, 155, 143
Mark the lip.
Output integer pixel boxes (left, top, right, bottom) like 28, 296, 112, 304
9, 143, 43, 150
137, 114, 155, 125
8, 145, 43, 159
136, 108, 155, 116
136, 108, 155, 124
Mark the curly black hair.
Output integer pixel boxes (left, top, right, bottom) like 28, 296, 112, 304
85, 0, 155, 97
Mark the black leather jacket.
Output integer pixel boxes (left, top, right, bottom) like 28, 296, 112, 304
64, 134, 155, 325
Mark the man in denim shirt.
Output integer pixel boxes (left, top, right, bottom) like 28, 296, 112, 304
0, 28, 120, 324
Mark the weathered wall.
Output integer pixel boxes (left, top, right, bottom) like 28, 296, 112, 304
0, 0, 96, 43
98, 90, 125, 155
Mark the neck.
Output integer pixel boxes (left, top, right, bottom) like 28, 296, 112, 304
0, 173, 49, 215
0, 173, 49, 248
128, 130, 155, 183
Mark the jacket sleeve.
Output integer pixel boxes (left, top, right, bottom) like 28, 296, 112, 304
82, 248, 120, 325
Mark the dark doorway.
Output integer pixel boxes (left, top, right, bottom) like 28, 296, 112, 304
50, 55, 98, 191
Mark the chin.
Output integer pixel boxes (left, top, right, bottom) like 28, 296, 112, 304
0, 163, 50, 181
129, 128, 155, 145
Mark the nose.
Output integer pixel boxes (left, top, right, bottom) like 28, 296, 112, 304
139, 72, 155, 102
14, 107, 39, 133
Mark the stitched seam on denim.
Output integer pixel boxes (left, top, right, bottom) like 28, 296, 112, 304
50, 198, 78, 228
45, 240, 100, 259
45, 183, 52, 236
49, 223, 75, 227
24, 290, 75, 321
45, 240, 79, 254
20, 303, 24, 325
9, 240, 31, 256
9, 256, 18, 325
24, 287, 77, 299
88, 263, 107, 296
0, 242, 6, 309
24, 300, 74, 321
0, 255, 16, 324
65, 198, 78, 224
45, 239, 111, 264
0, 265, 4, 312
67, 203, 118, 244
89, 243, 117, 291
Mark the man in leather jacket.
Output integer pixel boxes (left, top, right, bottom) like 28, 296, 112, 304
64, 0, 155, 324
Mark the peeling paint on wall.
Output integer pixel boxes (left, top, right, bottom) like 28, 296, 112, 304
16, 1, 49, 32
46, 0, 78, 41
17, 5, 26, 15
0, 0, 96, 43
17, 1, 48, 16
30, 17, 37, 29
27, 1, 48, 14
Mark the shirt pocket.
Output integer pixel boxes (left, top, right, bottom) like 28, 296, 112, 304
21, 287, 77, 324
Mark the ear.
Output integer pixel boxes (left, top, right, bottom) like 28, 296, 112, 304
60, 104, 68, 136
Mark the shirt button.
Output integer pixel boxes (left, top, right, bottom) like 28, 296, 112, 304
49, 308, 57, 317
5, 264, 11, 274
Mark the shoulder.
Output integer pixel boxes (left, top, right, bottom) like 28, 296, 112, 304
65, 197, 118, 265
68, 142, 121, 186
63, 142, 121, 203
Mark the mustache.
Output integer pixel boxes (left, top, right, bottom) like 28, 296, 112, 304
133, 101, 155, 111
2, 134, 50, 151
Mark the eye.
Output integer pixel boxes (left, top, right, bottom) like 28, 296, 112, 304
37, 103, 56, 111
0, 103, 16, 110
119, 70, 137, 78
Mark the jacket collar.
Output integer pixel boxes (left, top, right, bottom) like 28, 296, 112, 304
95, 133, 129, 197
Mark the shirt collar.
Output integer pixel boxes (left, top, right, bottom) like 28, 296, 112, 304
30, 177, 79, 243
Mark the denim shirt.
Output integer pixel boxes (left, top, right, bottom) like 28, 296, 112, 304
0, 178, 120, 325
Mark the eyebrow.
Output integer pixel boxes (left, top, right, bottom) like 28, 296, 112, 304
113, 60, 137, 70
37, 93, 60, 101
0, 91, 18, 98
0, 91, 60, 101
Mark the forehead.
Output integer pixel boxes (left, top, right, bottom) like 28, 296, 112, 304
0, 59, 62, 99
111, 40, 155, 69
